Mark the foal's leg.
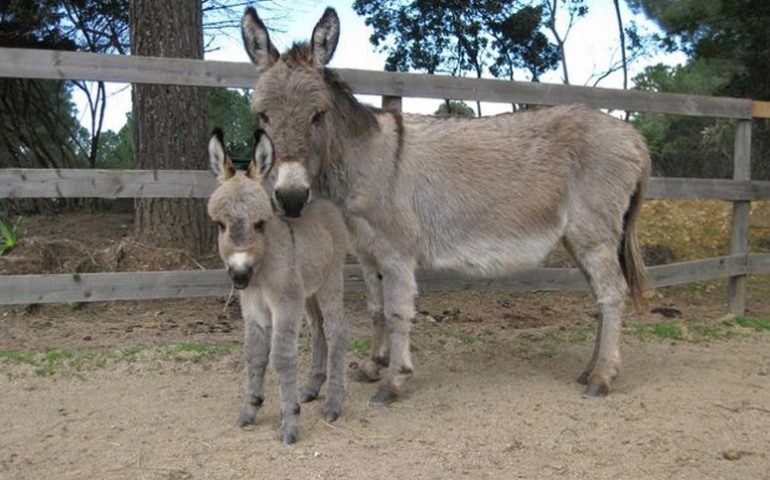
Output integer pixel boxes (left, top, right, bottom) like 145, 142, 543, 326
350, 249, 389, 383
300, 297, 328, 403
370, 256, 417, 406
566, 237, 628, 397
271, 299, 304, 444
236, 292, 272, 427
316, 272, 349, 422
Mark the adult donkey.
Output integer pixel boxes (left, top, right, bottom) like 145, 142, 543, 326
241, 6, 651, 404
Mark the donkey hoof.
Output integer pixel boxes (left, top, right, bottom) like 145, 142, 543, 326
235, 409, 256, 428
576, 371, 590, 385
583, 381, 609, 398
282, 431, 298, 445
300, 390, 319, 403
325, 408, 341, 422
369, 388, 398, 407
350, 367, 378, 383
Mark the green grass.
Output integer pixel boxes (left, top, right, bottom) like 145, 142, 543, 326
632, 322, 683, 341
349, 336, 372, 356
0, 349, 35, 365
0, 340, 241, 377
0, 219, 19, 256
734, 316, 770, 332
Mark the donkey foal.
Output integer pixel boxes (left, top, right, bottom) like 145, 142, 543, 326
207, 128, 348, 444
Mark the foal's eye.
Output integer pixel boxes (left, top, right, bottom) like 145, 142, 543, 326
215, 221, 225, 232
254, 220, 265, 232
258, 112, 270, 125
311, 110, 325, 125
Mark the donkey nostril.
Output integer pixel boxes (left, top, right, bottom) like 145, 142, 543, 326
275, 189, 309, 217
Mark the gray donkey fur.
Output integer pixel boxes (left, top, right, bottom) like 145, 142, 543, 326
207, 128, 348, 444
240, 6, 651, 404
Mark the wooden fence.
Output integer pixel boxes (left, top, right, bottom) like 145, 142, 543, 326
2, 47, 770, 313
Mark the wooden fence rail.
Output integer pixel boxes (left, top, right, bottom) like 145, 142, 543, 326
1, 47, 769, 119
4, 169, 770, 201
1, 254, 766, 305
1, 47, 769, 312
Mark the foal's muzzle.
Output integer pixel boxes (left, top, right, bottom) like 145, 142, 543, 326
228, 266, 254, 289
274, 188, 310, 218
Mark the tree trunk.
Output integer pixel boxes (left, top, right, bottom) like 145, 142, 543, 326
129, 0, 213, 254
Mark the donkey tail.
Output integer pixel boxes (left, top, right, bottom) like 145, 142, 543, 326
620, 175, 651, 312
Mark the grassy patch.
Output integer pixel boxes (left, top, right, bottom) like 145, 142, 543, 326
349, 336, 372, 356
568, 328, 595, 344
632, 322, 682, 341
734, 316, 770, 332
0, 349, 36, 365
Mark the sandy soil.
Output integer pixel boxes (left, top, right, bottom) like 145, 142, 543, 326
2, 286, 770, 480
2, 334, 769, 480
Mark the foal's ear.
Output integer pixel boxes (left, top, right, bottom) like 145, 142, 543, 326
241, 7, 279, 73
208, 128, 235, 181
311, 7, 340, 68
248, 129, 274, 181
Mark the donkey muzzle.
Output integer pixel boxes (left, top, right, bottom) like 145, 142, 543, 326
274, 188, 310, 218
228, 265, 254, 289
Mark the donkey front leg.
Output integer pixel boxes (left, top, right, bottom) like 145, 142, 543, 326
271, 303, 303, 444
300, 297, 328, 404
350, 249, 389, 383
236, 293, 272, 427
316, 279, 349, 422
370, 257, 417, 406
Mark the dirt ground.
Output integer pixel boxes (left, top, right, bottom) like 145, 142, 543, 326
1, 210, 770, 479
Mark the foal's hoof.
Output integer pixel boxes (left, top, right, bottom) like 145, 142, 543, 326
350, 367, 379, 383
583, 381, 609, 398
325, 408, 341, 422
369, 388, 398, 407
300, 390, 319, 403
576, 371, 590, 385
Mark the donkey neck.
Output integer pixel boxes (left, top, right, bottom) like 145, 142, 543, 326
314, 69, 381, 203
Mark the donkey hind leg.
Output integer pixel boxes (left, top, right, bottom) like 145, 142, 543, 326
566, 237, 628, 397
316, 278, 349, 422
370, 257, 417, 406
236, 294, 272, 427
271, 303, 303, 444
300, 297, 328, 404
350, 250, 389, 383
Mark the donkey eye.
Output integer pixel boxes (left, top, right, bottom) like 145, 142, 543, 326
254, 220, 265, 232
311, 111, 325, 125
258, 112, 270, 125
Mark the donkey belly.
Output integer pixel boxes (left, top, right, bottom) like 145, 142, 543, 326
421, 219, 566, 276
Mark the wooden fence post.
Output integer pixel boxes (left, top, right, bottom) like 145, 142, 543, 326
382, 95, 402, 112
728, 120, 752, 315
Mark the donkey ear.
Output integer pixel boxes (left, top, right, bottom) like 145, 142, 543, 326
310, 7, 340, 68
241, 7, 279, 73
248, 129, 274, 181
209, 128, 235, 181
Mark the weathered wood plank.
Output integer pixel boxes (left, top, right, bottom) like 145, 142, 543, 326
339, 67, 753, 119
0, 47, 754, 119
0, 270, 231, 304
0, 256, 749, 305
747, 253, 770, 274
5, 169, 770, 201
0, 169, 216, 198
646, 177, 770, 201
728, 120, 752, 315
